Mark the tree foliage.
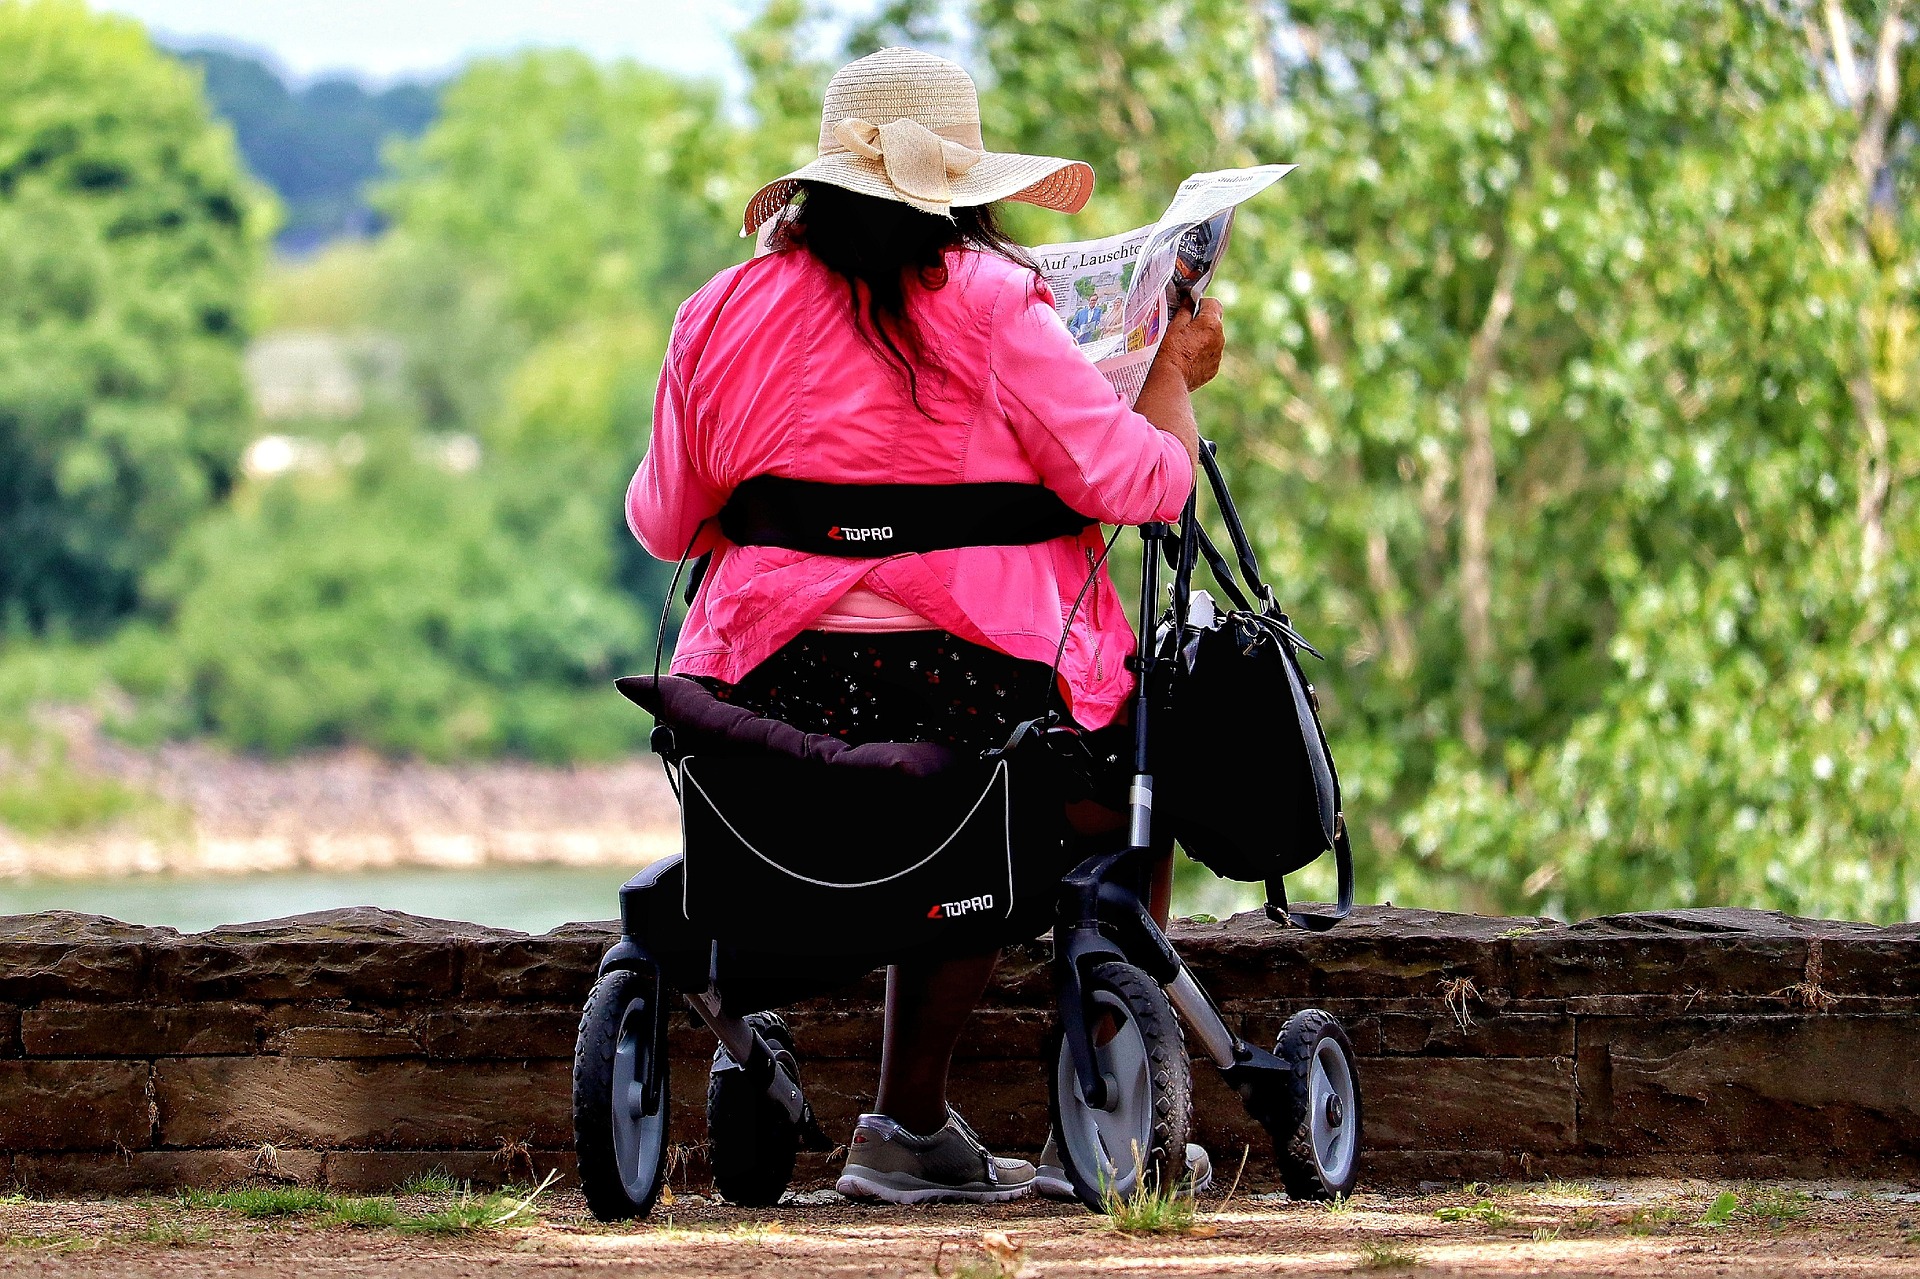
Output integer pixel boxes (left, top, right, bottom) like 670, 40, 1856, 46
0, 0, 265, 634
965, 0, 1918, 921
145, 439, 652, 762
179, 46, 439, 252
6, 0, 1916, 919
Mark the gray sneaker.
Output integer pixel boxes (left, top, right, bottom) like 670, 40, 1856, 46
835, 1111, 1036, 1204
1033, 1133, 1213, 1199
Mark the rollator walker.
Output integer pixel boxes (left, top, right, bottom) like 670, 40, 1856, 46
572, 453, 1362, 1216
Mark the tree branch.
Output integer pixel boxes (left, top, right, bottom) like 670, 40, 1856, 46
1850, 0, 1907, 188
1366, 527, 1418, 678
1457, 235, 1523, 755
1824, 0, 1862, 105
1843, 0, 1906, 587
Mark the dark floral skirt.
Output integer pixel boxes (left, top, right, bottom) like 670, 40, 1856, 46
698, 630, 1057, 752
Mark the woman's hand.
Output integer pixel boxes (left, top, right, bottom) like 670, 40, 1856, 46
1154, 297, 1226, 391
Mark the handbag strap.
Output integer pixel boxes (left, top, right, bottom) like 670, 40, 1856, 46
1196, 440, 1269, 601
1263, 816, 1354, 932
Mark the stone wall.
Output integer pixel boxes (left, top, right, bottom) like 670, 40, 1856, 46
0, 905, 1914, 1193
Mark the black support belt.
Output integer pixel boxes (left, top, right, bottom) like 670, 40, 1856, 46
718, 475, 1096, 556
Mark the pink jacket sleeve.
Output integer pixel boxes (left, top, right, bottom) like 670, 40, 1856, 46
988, 272, 1195, 525
627, 302, 726, 562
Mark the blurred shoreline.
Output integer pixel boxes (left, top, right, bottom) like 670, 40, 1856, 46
1, 714, 679, 880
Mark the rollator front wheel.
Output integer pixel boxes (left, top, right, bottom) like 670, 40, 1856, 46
574, 967, 671, 1220
707, 1012, 802, 1206
1048, 960, 1192, 1209
1272, 1008, 1362, 1200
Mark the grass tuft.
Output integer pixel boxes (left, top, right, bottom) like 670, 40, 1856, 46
1532, 1177, 1599, 1200
1357, 1237, 1418, 1269
1624, 1205, 1686, 1235
323, 1197, 402, 1229
397, 1169, 458, 1195
1435, 1198, 1514, 1228
181, 1186, 331, 1218
1738, 1186, 1812, 1224
1101, 1163, 1200, 1237
394, 1170, 555, 1235
1322, 1192, 1356, 1216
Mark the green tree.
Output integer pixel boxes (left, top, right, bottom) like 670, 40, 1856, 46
969, 0, 1918, 920
0, 0, 265, 633
145, 440, 652, 762
377, 50, 738, 341
1406, 1, 1920, 922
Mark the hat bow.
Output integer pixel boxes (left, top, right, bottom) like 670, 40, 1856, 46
832, 116, 983, 209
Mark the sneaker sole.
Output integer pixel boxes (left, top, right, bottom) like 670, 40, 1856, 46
1033, 1170, 1076, 1200
834, 1171, 1032, 1205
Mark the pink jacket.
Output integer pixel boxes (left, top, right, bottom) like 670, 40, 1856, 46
627, 246, 1194, 730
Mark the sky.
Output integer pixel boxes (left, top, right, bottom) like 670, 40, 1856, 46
90, 0, 775, 87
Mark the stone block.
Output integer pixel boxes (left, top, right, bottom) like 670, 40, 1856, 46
1233, 1005, 1385, 1056
0, 1060, 152, 1151
22, 1003, 260, 1057
260, 1005, 422, 1057
1361, 1056, 1578, 1154
322, 1148, 577, 1191
12, 1148, 325, 1194
1804, 929, 1920, 1000
0, 913, 169, 1001
459, 927, 607, 1002
154, 1056, 571, 1150
422, 1010, 579, 1060
270, 1026, 423, 1058
1373, 1012, 1574, 1059
1576, 1014, 1920, 1170
152, 909, 491, 1002
1188, 907, 1529, 1006
0, 1004, 18, 1057
1511, 911, 1811, 1001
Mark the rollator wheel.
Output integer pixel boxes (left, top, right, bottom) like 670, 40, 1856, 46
1272, 1009, 1362, 1200
573, 967, 671, 1220
707, 1012, 801, 1206
1048, 961, 1192, 1210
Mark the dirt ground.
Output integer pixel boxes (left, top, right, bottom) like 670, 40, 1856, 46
5, 1177, 1920, 1278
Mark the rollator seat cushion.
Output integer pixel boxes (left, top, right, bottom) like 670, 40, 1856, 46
615, 675, 959, 778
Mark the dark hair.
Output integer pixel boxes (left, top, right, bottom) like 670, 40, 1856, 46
788, 181, 1032, 408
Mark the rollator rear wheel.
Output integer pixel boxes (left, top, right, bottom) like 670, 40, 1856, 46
1272, 1009, 1362, 1200
1048, 961, 1192, 1210
707, 1012, 801, 1206
574, 967, 671, 1220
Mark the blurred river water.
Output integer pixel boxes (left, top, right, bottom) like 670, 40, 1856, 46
0, 864, 627, 935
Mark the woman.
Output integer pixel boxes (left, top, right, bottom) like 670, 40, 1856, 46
629, 47, 1225, 1204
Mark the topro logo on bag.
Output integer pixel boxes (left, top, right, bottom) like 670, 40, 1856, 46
927, 894, 995, 920
828, 525, 894, 543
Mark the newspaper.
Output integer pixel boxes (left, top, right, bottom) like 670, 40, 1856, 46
1034, 164, 1294, 403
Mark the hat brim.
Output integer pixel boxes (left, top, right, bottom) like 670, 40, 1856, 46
742, 151, 1095, 235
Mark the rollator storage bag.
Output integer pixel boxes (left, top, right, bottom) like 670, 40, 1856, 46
1153, 444, 1353, 927
617, 675, 1071, 957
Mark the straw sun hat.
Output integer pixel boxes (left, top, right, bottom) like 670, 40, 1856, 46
741, 46, 1095, 235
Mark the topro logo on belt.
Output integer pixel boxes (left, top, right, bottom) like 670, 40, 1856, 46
828, 525, 895, 543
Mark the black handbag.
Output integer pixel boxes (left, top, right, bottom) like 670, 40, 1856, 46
1154, 442, 1354, 930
